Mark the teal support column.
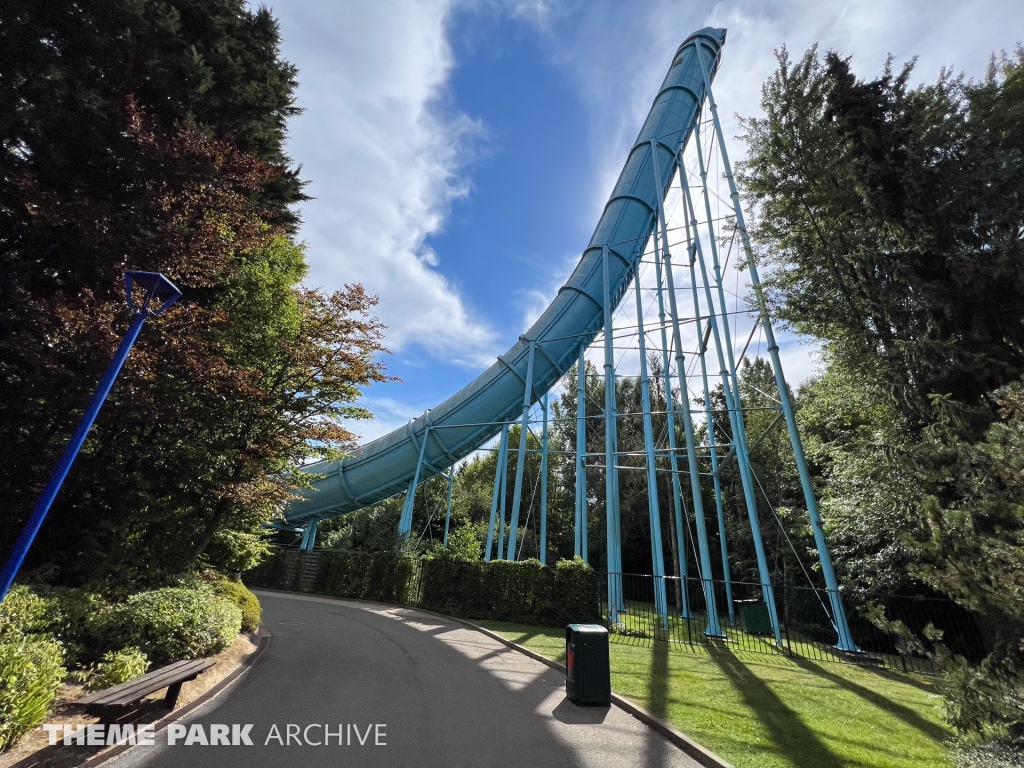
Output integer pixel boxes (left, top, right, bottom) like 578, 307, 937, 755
602, 246, 624, 620
484, 423, 509, 562
634, 267, 669, 625
539, 393, 549, 565
507, 343, 536, 560
682, 152, 736, 626
654, 234, 691, 618
399, 420, 430, 538
442, 465, 455, 546
300, 518, 319, 551
497, 426, 510, 560
695, 42, 858, 651
681, 154, 781, 644
652, 144, 724, 638
575, 343, 589, 563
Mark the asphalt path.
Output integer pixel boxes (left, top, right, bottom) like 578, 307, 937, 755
115, 591, 703, 768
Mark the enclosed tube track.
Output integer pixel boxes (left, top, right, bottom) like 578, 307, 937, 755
285, 28, 726, 525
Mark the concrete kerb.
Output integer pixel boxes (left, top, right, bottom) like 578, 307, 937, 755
252, 588, 735, 768
88, 633, 270, 768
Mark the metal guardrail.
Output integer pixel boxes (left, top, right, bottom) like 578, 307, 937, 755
597, 572, 986, 673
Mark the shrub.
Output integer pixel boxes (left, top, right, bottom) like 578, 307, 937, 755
102, 586, 241, 664
27, 586, 108, 667
0, 586, 50, 635
84, 647, 149, 691
432, 524, 481, 562
215, 577, 262, 633
0, 632, 65, 751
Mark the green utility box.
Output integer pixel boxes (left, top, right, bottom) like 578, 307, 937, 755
565, 624, 611, 706
736, 599, 772, 636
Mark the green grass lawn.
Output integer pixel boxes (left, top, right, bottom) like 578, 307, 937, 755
475, 620, 952, 768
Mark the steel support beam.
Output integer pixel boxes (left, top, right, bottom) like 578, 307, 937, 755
398, 421, 430, 538
575, 343, 589, 563
681, 148, 780, 644
634, 266, 669, 624
484, 423, 509, 562
652, 144, 724, 638
695, 40, 859, 651
507, 342, 536, 560
682, 147, 736, 625
539, 393, 549, 565
602, 246, 624, 619
653, 230, 690, 618
443, 465, 455, 546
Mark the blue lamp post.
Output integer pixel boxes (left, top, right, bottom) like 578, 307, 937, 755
0, 272, 181, 601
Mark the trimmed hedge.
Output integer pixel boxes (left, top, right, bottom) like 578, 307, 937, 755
311, 549, 420, 604
247, 549, 420, 605
419, 555, 601, 626
246, 549, 601, 628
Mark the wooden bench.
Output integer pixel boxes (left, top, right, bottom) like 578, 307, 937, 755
76, 659, 216, 713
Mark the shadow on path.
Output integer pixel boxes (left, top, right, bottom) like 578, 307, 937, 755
643, 638, 673, 767
709, 648, 842, 768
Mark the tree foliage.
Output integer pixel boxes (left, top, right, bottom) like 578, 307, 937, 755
740, 43, 1024, 743
1, 2, 390, 583
739, 46, 1024, 422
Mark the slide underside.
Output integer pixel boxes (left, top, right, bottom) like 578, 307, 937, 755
284, 27, 726, 525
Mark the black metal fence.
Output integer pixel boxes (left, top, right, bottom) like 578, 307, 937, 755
597, 572, 986, 674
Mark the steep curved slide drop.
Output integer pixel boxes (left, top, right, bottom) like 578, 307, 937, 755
285, 28, 727, 526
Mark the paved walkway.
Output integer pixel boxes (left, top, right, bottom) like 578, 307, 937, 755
116, 591, 703, 768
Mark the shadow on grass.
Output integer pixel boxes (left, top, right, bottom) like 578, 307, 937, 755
710, 647, 842, 768
789, 655, 948, 743
871, 665, 942, 695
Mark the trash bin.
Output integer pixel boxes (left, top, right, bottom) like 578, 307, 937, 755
565, 624, 611, 706
736, 599, 772, 636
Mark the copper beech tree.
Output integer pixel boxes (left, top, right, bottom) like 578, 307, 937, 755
2, 102, 391, 582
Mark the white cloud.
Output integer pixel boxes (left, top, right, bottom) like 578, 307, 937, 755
274, 0, 499, 368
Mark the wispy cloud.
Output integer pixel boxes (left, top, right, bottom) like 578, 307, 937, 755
275, 0, 499, 368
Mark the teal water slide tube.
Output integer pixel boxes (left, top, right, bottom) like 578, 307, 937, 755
284, 28, 726, 525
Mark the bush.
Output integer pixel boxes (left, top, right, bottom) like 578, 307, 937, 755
0, 586, 50, 635
432, 524, 481, 562
84, 647, 149, 691
27, 586, 108, 667
102, 586, 241, 664
0, 632, 65, 751
214, 578, 262, 633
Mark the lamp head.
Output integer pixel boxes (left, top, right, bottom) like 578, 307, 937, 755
124, 271, 182, 316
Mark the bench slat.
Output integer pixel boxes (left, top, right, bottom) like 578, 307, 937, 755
89, 660, 213, 705
78, 664, 204, 706
82, 661, 214, 706
77, 659, 215, 706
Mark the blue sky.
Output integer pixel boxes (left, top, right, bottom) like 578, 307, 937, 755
268, 0, 1023, 442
